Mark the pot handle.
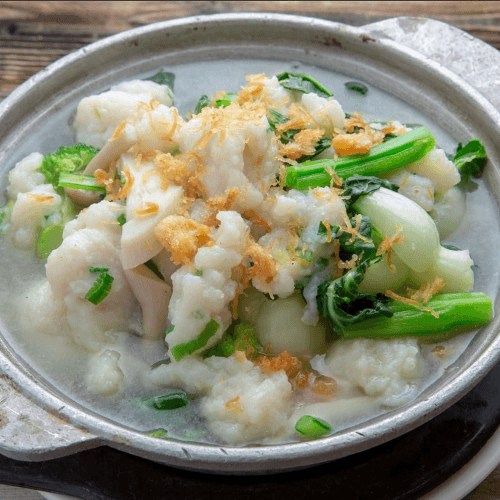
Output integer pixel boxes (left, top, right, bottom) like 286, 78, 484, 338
364, 17, 500, 111
0, 374, 99, 461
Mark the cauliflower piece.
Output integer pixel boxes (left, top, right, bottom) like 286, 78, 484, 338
85, 349, 124, 395
63, 200, 124, 241
73, 79, 175, 149
7, 152, 45, 198
177, 103, 279, 210
385, 171, 436, 212
46, 202, 136, 351
149, 355, 294, 444
260, 75, 291, 115
325, 338, 422, 406
300, 92, 345, 132
166, 212, 249, 357
253, 187, 346, 298
17, 280, 68, 338
407, 148, 461, 194
9, 184, 62, 249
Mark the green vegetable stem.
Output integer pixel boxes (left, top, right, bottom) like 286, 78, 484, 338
284, 127, 436, 190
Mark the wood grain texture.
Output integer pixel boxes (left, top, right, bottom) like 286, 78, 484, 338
1, 2, 500, 499
1, 1, 500, 97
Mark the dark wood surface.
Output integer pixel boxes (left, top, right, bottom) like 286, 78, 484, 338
1, 2, 500, 499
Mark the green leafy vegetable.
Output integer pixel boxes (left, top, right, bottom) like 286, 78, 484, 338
144, 69, 175, 90
295, 415, 332, 438
284, 127, 435, 190
340, 292, 493, 339
341, 175, 399, 212
58, 172, 106, 192
453, 139, 487, 180
38, 144, 99, 188
194, 94, 211, 114
203, 321, 261, 359
85, 268, 114, 305
170, 319, 221, 361
345, 81, 368, 95
277, 72, 333, 98
317, 259, 393, 335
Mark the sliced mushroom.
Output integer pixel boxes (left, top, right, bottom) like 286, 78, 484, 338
124, 264, 171, 340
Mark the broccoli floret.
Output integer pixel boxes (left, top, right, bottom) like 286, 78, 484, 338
38, 144, 99, 188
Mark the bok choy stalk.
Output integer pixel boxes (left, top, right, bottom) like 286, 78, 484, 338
353, 185, 441, 273
340, 293, 493, 339
284, 126, 435, 189
317, 258, 493, 339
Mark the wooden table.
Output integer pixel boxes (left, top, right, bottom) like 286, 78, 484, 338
1, 2, 500, 499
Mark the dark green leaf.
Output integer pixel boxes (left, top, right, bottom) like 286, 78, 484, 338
453, 139, 487, 179
277, 72, 333, 98
194, 94, 211, 114
317, 259, 393, 334
342, 175, 399, 212
144, 69, 175, 90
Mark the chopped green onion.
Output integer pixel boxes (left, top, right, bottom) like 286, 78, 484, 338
36, 224, 64, 259
295, 415, 332, 438
85, 269, 114, 305
117, 213, 126, 226
140, 392, 189, 410
284, 126, 435, 190
89, 266, 109, 273
170, 319, 220, 361
58, 172, 106, 192
345, 81, 368, 95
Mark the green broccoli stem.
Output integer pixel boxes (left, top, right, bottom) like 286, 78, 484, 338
58, 172, 106, 191
284, 126, 435, 190
340, 292, 492, 340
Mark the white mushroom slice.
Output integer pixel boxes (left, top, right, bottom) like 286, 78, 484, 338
84, 123, 138, 175
121, 184, 184, 269
64, 187, 103, 207
124, 264, 171, 340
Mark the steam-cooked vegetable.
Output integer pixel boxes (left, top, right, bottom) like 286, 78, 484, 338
38, 144, 99, 189
284, 127, 436, 190
453, 139, 487, 180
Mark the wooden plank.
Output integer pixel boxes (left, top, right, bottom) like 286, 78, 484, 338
1, 1, 500, 97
